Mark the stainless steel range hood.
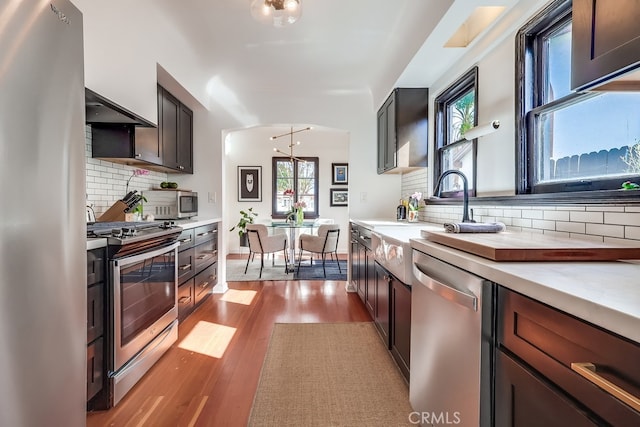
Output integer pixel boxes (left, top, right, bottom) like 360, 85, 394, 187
85, 88, 155, 127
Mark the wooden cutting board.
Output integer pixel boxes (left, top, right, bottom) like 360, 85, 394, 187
421, 230, 640, 261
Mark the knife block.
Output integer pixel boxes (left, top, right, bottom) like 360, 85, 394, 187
97, 201, 134, 222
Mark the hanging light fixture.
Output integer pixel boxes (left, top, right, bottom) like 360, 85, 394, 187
272, 126, 311, 162
250, 0, 302, 28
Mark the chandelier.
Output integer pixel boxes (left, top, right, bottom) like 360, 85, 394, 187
272, 126, 311, 162
250, 0, 302, 28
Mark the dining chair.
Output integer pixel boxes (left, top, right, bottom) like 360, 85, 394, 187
244, 224, 289, 278
296, 224, 341, 277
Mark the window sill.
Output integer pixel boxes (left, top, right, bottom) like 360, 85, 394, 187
425, 189, 640, 206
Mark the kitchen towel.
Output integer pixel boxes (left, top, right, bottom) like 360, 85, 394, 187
444, 221, 506, 233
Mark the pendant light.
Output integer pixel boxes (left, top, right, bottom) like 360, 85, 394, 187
250, 0, 302, 28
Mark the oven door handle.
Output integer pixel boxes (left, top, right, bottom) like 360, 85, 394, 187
114, 241, 180, 267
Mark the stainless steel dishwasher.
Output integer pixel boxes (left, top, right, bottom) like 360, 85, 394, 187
410, 248, 494, 427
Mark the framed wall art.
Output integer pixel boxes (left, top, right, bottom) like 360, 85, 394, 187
330, 188, 348, 207
238, 166, 262, 202
331, 163, 348, 185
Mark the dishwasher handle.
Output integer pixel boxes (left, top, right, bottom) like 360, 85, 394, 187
413, 262, 478, 311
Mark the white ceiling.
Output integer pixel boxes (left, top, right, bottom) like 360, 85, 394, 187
154, 0, 521, 111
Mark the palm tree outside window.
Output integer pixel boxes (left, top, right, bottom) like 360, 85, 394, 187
434, 66, 478, 197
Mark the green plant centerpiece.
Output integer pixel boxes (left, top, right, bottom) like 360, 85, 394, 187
230, 207, 258, 246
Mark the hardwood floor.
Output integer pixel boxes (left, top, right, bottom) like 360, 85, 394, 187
87, 274, 371, 426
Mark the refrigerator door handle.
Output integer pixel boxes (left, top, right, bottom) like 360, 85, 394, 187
413, 262, 478, 311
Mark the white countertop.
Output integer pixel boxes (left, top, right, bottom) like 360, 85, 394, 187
351, 219, 640, 344
173, 217, 221, 230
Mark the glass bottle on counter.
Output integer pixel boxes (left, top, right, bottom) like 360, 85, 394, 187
396, 199, 406, 221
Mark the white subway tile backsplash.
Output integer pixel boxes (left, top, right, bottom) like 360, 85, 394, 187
512, 218, 532, 228
604, 212, 640, 226
556, 221, 586, 234
543, 210, 570, 221
586, 205, 625, 212
624, 226, 640, 240
585, 223, 624, 238
570, 211, 604, 223
532, 219, 555, 230
522, 210, 543, 219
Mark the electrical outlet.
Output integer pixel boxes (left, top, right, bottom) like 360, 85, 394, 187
360, 192, 367, 202
208, 191, 216, 203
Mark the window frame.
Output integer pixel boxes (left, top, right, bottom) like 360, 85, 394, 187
515, 0, 640, 196
434, 66, 479, 198
271, 156, 319, 219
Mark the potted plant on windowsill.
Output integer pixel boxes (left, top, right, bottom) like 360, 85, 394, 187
229, 207, 258, 247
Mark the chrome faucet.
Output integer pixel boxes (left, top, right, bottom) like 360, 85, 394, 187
433, 170, 474, 223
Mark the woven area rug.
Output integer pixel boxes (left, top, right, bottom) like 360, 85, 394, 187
226, 258, 347, 282
248, 323, 413, 427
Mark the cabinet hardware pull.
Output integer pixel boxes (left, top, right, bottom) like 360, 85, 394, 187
197, 255, 207, 260
179, 165, 184, 170
178, 296, 191, 304
179, 264, 192, 270
197, 231, 212, 237
179, 237, 192, 243
571, 362, 640, 411
199, 281, 209, 288
135, 153, 141, 158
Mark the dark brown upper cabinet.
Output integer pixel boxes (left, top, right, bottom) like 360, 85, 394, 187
377, 88, 428, 174
91, 86, 193, 174
159, 85, 193, 174
571, 0, 640, 91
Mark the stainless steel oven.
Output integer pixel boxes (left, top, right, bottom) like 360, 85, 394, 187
112, 242, 179, 370
110, 240, 179, 405
87, 221, 182, 407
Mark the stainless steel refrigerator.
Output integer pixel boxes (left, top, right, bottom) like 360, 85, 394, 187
0, 1, 86, 426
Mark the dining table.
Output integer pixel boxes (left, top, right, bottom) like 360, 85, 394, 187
268, 221, 319, 272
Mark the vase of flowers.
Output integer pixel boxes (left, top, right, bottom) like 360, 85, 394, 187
407, 191, 422, 222
293, 201, 306, 225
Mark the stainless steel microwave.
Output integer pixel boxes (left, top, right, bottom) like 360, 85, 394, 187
143, 190, 198, 219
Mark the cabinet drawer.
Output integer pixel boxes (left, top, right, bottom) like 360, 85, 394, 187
177, 228, 195, 250
194, 240, 217, 273
178, 247, 195, 284
194, 263, 216, 305
86, 248, 105, 287
87, 283, 103, 343
87, 337, 104, 402
495, 350, 601, 427
177, 279, 195, 320
498, 287, 640, 424
194, 223, 217, 245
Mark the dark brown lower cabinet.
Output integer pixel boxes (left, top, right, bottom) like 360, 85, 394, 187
495, 350, 601, 426
364, 247, 375, 318
497, 286, 640, 426
177, 223, 218, 322
373, 263, 390, 347
86, 248, 106, 406
194, 263, 216, 305
391, 277, 410, 382
86, 338, 104, 402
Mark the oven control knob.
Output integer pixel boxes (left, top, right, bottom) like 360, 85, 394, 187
111, 228, 123, 237
121, 227, 136, 237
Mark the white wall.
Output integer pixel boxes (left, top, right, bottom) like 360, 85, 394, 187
425, 0, 545, 196
225, 127, 350, 254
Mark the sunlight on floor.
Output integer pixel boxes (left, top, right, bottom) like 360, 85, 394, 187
220, 289, 257, 305
178, 321, 236, 358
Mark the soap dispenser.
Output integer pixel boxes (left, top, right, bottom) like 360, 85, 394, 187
396, 199, 406, 221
